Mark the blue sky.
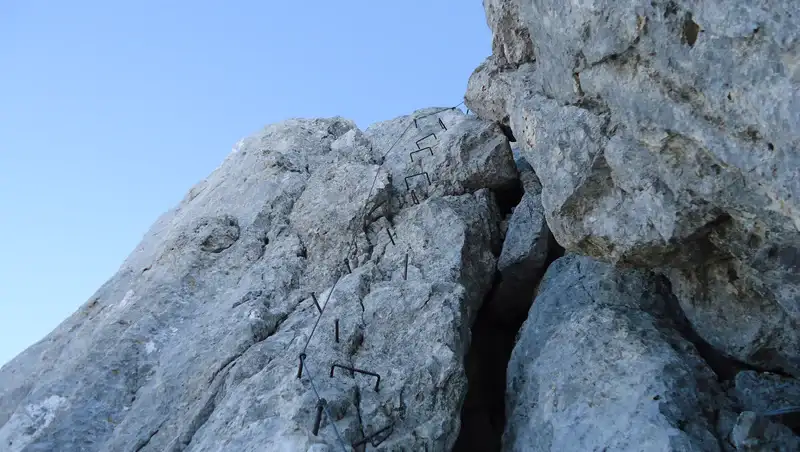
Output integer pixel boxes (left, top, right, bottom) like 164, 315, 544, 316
0, 0, 491, 366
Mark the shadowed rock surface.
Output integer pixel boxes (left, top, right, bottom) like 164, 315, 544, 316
729, 411, 800, 451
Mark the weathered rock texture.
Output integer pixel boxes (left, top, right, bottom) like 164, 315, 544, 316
0, 109, 517, 451
467, 0, 800, 376
729, 411, 800, 451
505, 255, 736, 451
732, 371, 800, 415
448, 141, 564, 452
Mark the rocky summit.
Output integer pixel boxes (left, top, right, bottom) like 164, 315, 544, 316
2, 1, 800, 451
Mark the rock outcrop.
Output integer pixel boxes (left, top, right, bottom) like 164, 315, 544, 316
505, 255, 735, 451
729, 411, 800, 452
3, 1, 800, 451
466, 0, 800, 377
0, 109, 517, 451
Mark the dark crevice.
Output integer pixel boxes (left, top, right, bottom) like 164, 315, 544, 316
493, 179, 525, 217
544, 233, 567, 268
655, 275, 756, 382
680, 322, 756, 382
454, 233, 565, 451
172, 379, 226, 451
168, 308, 294, 450
453, 273, 507, 452
208, 309, 289, 384
133, 423, 163, 452
498, 122, 517, 142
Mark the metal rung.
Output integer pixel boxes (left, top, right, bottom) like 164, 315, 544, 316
330, 363, 381, 392
404, 172, 431, 190
415, 133, 437, 150
410, 147, 434, 162
352, 422, 394, 448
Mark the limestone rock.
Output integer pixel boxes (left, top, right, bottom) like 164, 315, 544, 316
512, 155, 542, 202
365, 107, 518, 209
504, 255, 728, 452
483, 0, 534, 70
0, 112, 515, 451
729, 411, 800, 451
498, 192, 548, 275
484, 190, 551, 330
732, 371, 800, 416
466, 0, 800, 376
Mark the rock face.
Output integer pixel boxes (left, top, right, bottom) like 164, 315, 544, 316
497, 177, 547, 277
505, 255, 733, 451
466, 0, 800, 376
0, 110, 517, 451
4, 1, 800, 450
483, 157, 552, 329
732, 371, 800, 415
729, 411, 800, 452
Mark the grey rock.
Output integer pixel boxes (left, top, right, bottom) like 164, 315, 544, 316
489, 190, 551, 327
732, 371, 800, 415
483, 0, 534, 70
513, 155, 541, 196
504, 255, 728, 452
729, 411, 800, 451
465, 57, 520, 127
365, 107, 518, 207
466, 0, 800, 375
0, 112, 515, 451
498, 192, 548, 276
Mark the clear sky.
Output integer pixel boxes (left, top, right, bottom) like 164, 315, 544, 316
0, 0, 491, 366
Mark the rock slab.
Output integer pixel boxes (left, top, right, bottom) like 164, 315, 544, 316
0, 110, 516, 451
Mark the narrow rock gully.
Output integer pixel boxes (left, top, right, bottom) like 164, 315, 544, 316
453, 179, 564, 452
449, 174, 762, 451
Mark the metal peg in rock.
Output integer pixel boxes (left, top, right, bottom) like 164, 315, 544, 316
312, 398, 327, 435
296, 353, 306, 379
311, 292, 322, 314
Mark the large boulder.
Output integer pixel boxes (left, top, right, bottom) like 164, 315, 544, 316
731, 371, 800, 417
488, 185, 551, 328
504, 254, 733, 452
0, 111, 516, 451
729, 411, 800, 451
466, 0, 800, 376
